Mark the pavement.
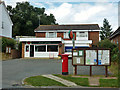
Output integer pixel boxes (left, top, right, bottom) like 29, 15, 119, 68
42, 74, 77, 87
2, 58, 110, 89
72, 75, 117, 86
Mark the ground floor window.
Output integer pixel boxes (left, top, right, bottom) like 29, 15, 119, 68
35, 45, 46, 52
26, 46, 29, 52
47, 45, 58, 52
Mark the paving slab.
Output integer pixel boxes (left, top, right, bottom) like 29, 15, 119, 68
42, 74, 77, 87
88, 77, 100, 86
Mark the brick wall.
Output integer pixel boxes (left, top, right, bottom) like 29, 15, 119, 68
88, 31, 99, 46
111, 35, 120, 50
35, 32, 45, 37
11, 49, 20, 59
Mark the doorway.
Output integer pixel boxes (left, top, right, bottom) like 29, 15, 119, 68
30, 45, 34, 57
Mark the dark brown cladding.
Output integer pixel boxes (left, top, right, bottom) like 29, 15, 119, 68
34, 24, 100, 31
88, 32, 99, 45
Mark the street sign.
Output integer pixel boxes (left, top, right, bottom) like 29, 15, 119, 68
68, 30, 73, 39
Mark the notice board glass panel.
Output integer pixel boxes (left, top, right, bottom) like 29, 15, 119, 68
98, 50, 110, 65
86, 50, 97, 65
73, 57, 84, 65
73, 50, 78, 56
78, 50, 84, 56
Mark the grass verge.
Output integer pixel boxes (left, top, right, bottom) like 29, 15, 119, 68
53, 74, 118, 87
24, 75, 66, 87
53, 74, 89, 86
99, 79, 118, 87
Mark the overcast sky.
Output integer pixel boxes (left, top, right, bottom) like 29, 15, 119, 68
4, 0, 119, 31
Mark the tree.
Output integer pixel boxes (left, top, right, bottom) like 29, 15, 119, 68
7, 2, 58, 37
100, 18, 113, 40
98, 39, 119, 62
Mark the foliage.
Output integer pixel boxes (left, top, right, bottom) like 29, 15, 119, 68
24, 75, 65, 86
98, 39, 119, 62
108, 62, 118, 77
2, 37, 15, 52
100, 18, 113, 40
99, 79, 118, 87
7, 2, 58, 37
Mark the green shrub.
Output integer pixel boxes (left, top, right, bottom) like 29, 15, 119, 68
98, 39, 119, 62
2, 37, 15, 52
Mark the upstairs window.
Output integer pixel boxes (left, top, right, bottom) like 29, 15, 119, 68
77, 32, 88, 37
46, 32, 57, 38
64, 32, 69, 38
79, 32, 87, 37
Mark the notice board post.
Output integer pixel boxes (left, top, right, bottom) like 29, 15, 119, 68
72, 47, 111, 77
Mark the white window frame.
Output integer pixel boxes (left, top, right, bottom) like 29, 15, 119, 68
64, 32, 69, 39
76, 31, 88, 40
46, 32, 57, 38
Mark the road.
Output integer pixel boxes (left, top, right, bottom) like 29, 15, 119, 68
2, 59, 108, 88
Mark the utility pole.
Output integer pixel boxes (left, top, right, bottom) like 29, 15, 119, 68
72, 33, 77, 75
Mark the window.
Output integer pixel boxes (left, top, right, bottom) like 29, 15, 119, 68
77, 32, 88, 37
47, 45, 58, 52
79, 32, 87, 37
2, 21, 4, 29
35, 45, 46, 52
64, 32, 69, 38
26, 46, 29, 52
46, 32, 57, 38
6, 47, 8, 53
9, 47, 11, 53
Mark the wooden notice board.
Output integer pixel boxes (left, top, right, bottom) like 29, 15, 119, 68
72, 47, 111, 77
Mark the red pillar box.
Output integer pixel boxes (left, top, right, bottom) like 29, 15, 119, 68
61, 54, 69, 75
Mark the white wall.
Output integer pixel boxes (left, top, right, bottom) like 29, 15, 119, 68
0, 3, 12, 38
0, 4, 2, 36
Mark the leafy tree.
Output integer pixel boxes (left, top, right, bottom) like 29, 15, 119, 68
100, 18, 113, 40
98, 39, 119, 62
7, 2, 58, 37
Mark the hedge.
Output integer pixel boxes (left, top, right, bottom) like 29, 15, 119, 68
2, 37, 15, 52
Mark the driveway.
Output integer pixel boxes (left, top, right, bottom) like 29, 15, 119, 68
2, 59, 108, 88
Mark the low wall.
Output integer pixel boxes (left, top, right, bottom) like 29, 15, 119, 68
11, 49, 21, 59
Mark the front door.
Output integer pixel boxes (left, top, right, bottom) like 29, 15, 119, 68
30, 45, 34, 57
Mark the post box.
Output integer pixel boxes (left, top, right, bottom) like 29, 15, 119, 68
61, 54, 69, 75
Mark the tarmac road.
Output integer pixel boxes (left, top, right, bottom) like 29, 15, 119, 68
2, 59, 107, 89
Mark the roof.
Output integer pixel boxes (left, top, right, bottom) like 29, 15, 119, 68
109, 26, 120, 39
34, 24, 100, 31
0, 1, 13, 25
